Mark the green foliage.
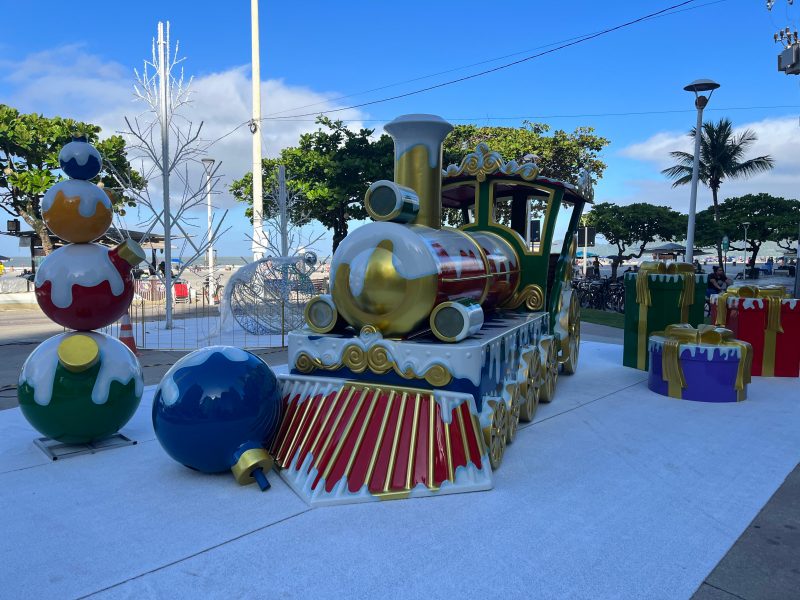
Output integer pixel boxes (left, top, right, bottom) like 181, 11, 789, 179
231, 117, 394, 253
585, 202, 687, 278
442, 122, 608, 225
694, 193, 800, 265
0, 104, 144, 254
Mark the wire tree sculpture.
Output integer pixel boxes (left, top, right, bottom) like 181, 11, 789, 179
106, 21, 230, 328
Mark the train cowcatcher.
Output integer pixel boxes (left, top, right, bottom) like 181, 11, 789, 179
270, 114, 589, 505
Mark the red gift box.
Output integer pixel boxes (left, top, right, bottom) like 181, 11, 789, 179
711, 287, 800, 377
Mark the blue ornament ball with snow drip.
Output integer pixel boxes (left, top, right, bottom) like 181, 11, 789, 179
59, 137, 103, 180
152, 346, 282, 484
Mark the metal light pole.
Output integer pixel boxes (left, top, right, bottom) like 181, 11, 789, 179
683, 79, 720, 265
157, 21, 174, 329
742, 221, 750, 275
251, 0, 265, 260
202, 158, 216, 304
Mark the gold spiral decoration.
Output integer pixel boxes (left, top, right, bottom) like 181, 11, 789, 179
360, 324, 379, 337
524, 285, 544, 311
295, 352, 317, 374
423, 364, 452, 387
342, 344, 368, 373
367, 345, 392, 374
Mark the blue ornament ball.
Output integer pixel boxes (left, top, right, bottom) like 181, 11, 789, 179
59, 137, 103, 180
152, 346, 282, 482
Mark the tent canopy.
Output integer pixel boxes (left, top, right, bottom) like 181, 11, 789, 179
575, 249, 599, 258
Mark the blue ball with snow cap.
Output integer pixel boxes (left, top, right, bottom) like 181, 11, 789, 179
59, 137, 102, 180
152, 346, 282, 490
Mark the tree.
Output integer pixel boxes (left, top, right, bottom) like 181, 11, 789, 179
231, 117, 394, 254
584, 202, 687, 279
442, 122, 609, 226
694, 194, 800, 267
661, 118, 774, 266
0, 104, 143, 255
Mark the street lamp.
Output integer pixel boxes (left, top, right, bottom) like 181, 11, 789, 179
201, 158, 216, 304
683, 78, 720, 264
742, 221, 750, 275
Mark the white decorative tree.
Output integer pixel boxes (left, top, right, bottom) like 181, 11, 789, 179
107, 21, 230, 329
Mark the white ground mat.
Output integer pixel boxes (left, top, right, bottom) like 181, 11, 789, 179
1, 341, 798, 599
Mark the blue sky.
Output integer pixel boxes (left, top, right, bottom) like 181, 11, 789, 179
2, 0, 799, 259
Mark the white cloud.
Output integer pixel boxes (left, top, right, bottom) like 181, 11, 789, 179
0, 44, 370, 256
613, 116, 800, 211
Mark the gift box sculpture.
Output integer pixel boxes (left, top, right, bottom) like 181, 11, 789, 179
623, 261, 707, 370
711, 285, 800, 377
648, 324, 753, 402
18, 137, 145, 445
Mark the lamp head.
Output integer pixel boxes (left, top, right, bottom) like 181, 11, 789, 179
684, 79, 719, 110
201, 158, 216, 172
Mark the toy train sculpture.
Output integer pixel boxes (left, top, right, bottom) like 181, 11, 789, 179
271, 114, 589, 505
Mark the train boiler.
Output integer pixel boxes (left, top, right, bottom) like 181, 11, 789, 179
271, 114, 589, 505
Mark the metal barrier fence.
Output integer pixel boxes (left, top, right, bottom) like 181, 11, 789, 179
102, 279, 324, 350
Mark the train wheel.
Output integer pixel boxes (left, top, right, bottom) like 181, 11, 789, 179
562, 295, 581, 375
484, 400, 508, 470
539, 338, 559, 403
507, 385, 521, 444
520, 347, 541, 422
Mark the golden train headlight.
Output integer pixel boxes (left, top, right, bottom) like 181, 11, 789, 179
364, 180, 419, 223
304, 294, 344, 334
429, 299, 484, 343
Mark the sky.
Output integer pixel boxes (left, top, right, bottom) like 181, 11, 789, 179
2, 0, 799, 261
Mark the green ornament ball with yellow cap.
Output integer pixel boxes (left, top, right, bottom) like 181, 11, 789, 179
17, 331, 143, 444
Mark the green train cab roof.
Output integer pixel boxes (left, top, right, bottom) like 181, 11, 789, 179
441, 142, 593, 208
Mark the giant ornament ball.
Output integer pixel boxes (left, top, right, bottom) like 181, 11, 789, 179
34, 240, 145, 331
42, 178, 113, 243
18, 331, 143, 444
152, 346, 283, 490
58, 137, 103, 180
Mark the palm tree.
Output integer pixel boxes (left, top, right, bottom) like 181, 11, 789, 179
662, 118, 774, 266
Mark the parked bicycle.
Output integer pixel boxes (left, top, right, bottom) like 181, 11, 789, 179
571, 277, 625, 313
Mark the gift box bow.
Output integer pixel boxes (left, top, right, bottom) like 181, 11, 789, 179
635, 261, 696, 308
633, 261, 696, 370
715, 285, 788, 333
654, 323, 752, 398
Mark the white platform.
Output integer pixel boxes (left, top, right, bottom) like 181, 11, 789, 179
2, 342, 799, 599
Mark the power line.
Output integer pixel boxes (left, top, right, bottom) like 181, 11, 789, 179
253, 105, 800, 124
263, 0, 729, 119
264, 0, 704, 122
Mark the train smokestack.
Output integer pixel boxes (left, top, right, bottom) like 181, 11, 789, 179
383, 114, 453, 229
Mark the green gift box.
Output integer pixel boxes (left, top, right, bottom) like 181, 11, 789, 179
623, 262, 707, 370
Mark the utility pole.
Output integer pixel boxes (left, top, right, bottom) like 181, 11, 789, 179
251, 0, 265, 261
768, 3, 800, 295
157, 21, 174, 328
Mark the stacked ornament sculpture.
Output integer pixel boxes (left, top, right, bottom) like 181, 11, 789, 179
18, 137, 145, 445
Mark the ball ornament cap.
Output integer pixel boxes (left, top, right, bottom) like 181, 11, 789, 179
115, 239, 146, 267
57, 334, 100, 373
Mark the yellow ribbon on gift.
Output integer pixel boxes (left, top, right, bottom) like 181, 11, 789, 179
655, 323, 753, 400
714, 285, 787, 377
635, 261, 697, 370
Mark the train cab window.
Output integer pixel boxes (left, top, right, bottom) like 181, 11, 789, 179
490, 181, 554, 255
442, 182, 476, 226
